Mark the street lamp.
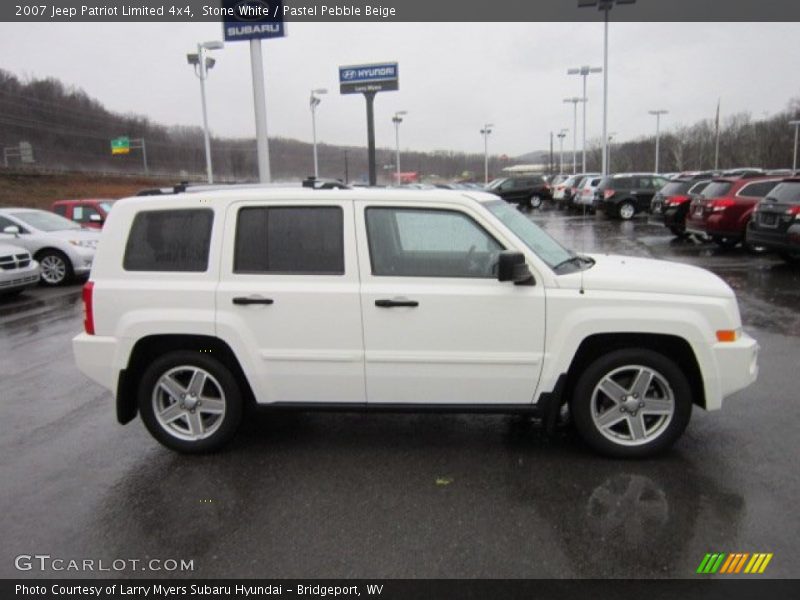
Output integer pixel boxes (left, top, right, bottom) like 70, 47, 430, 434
607, 131, 617, 172
310, 88, 327, 178
790, 120, 800, 173
578, 0, 637, 176
557, 129, 568, 175
480, 123, 494, 184
392, 111, 408, 184
563, 97, 585, 174
649, 109, 668, 173
568, 65, 602, 172
187, 40, 224, 184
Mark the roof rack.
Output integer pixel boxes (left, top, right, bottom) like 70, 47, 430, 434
135, 177, 350, 196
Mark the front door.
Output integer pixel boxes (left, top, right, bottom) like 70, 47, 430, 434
355, 201, 546, 405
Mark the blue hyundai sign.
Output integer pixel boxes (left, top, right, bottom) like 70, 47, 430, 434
221, 0, 285, 41
339, 62, 399, 94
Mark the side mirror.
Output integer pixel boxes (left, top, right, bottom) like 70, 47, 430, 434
89, 214, 103, 223
3, 225, 20, 236
497, 251, 535, 285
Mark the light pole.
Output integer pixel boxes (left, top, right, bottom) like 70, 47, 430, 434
607, 131, 617, 172
309, 88, 327, 178
480, 123, 494, 184
187, 40, 224, 184
790, 120, 800, 173
557, 129, 568, 175
392, 110, 408, 184
568, 65, 602, 172
649, 109, 668, 173
563, 97, 584, 174
579, 0, 637, 176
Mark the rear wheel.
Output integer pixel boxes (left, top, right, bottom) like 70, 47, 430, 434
712, 236, 739, 249
530, 194, 543, 209
138, 351, 243, 453
570, 349, 692, 458
618, 201, 636, 220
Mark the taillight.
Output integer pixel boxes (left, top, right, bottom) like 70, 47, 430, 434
787, 205, 800, 219
82, 281, 95, 335
710, 199, 735, 212
603, 189, 615, 199
666, 194, 689, 206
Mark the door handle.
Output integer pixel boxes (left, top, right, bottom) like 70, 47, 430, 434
375, 298, 419, 308
232, 296, 274, 305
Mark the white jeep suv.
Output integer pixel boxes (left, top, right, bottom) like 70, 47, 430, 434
73, 187, 759, 457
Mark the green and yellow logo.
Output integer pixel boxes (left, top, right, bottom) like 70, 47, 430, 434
696, 552, 773, 574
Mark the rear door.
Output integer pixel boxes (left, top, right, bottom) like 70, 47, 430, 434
216, 198, 365, 405
355, 200, 546, 405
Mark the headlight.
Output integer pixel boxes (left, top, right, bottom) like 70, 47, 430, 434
68, 239, 98, 249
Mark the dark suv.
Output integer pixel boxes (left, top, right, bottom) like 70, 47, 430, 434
485, 175, 551, 209
595, 173, 670, 220
746, 177, 800, 263
648, 173, 715, 236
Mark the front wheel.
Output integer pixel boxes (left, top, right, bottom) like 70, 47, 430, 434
617, 201, 636, 220
570, 349, 692, 458
138, 351, 243, 453
37, 250, 73, 286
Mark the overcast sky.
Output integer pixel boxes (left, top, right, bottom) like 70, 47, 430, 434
1, 22, 799, 157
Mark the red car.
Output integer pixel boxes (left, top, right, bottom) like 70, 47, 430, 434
684, 175, 781, 250
51, 199, 116, 229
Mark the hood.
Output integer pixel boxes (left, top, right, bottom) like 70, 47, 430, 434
561, 254, 734, 299
0, 242, 30, 255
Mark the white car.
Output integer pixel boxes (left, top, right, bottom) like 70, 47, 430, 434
73, 187, 758, 457
0, 242, 39, 296
573, 175, 605, 211
0, 208, 100, 285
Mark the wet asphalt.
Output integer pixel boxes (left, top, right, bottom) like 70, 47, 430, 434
1, 205, 799, 579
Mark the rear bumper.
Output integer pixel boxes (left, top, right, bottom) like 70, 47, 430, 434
747, 224, 800, 253
72, 333, 121, 393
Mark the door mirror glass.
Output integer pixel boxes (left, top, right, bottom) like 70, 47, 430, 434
3, 225, 20, 235
89, 213, 103, 222
497, 251, 534, 285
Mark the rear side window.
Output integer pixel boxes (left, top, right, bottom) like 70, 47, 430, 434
688, 180, 711, 194
234, 206, 344, 275
767, 182, 800, 204
660, 181, 690, 195
738, 180, 780, 198
124, 209, 213, 272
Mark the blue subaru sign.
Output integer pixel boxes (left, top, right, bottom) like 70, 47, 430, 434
222, 0, 285, 41
339, 62, 399, 94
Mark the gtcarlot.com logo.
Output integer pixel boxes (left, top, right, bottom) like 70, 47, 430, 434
696, 552, 773, 574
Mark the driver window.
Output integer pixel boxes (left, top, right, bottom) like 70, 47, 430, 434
366, 207, 504, 278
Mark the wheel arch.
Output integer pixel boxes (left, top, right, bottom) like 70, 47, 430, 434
116, 334, 256, 425
563, 332, 706, 410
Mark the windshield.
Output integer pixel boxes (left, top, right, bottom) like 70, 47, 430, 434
486, 178, 507, 190
11, 210, 81, 231
99, 201, 115, 213
702, 181, 733, 198
660, 181, 691, 195
485, 200, 574, 269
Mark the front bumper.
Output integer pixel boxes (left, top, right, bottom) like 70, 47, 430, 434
0, 261, 40, 292
707, 332, 759, 410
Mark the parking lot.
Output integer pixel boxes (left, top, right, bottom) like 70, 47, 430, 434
1, 206, 798, 579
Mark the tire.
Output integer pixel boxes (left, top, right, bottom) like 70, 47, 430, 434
668, 225, 686, 237
37, 250, 73, 286
617, 201, 636, 221
138, 351, 243, 453
570, 348, 692, 458
530, 195, 543, 209
712, 236, 739, 249
779, 252, 800, 265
